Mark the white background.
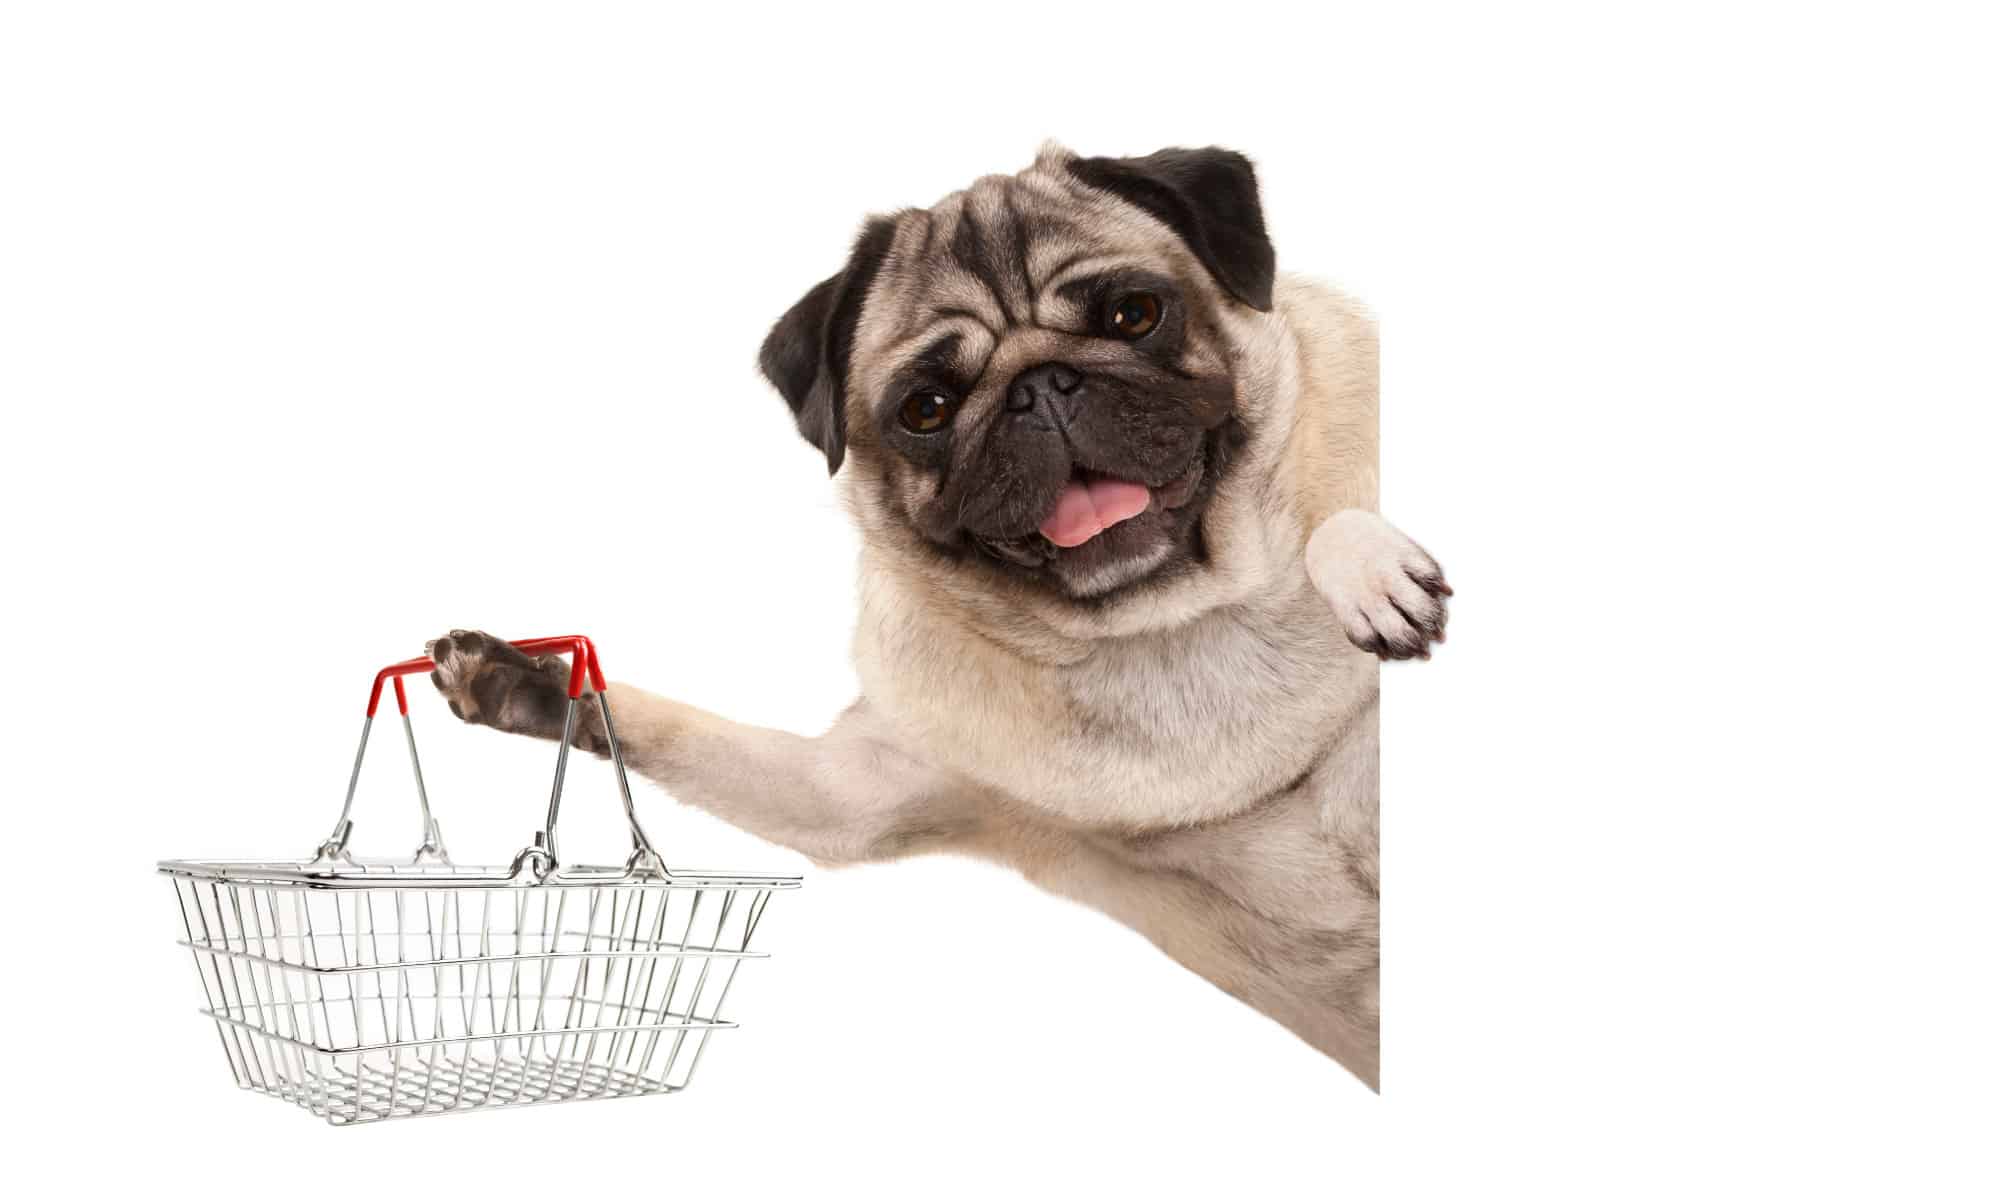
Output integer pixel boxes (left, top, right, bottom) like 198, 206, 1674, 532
3, 3, 1995, 1195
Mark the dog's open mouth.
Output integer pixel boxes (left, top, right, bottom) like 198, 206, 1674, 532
966, 441, 1216, 574
1037, 456, 1209, 548
1036, 452, 1208, 547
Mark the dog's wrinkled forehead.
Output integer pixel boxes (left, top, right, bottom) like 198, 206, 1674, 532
759, 144, 1274, 474
852, 155, 1192, 377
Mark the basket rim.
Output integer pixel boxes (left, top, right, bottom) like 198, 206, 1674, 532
158, 856, 803, 890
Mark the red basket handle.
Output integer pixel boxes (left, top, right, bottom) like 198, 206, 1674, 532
318, 634, 659, 881
365, 635, 606, 717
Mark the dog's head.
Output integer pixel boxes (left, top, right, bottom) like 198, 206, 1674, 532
760, 144, 1278, 603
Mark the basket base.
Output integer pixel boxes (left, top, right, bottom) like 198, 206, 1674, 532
165, 868, 787, 1124
245, 1051, 693, 1125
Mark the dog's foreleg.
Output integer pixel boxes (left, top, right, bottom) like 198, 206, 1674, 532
425, 630, 977, 865
591, 686, 983, 865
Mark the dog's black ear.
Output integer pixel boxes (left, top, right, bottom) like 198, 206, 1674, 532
758, 216, 899, 474
1067, 147, 1275, 312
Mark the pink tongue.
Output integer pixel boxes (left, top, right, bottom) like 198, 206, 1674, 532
1039, 476, 1153, 548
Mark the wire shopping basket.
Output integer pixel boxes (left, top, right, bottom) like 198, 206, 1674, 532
158, 635, 801, 1126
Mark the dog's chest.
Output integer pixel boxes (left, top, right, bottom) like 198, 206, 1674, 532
860, 574, 1371, 826
1064, 592, 1359, 766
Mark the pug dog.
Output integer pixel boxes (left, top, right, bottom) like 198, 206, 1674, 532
428, 144, 1447, 1089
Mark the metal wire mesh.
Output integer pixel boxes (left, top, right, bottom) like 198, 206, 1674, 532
160, 638, 800, 1125
165, 867, 790, 1125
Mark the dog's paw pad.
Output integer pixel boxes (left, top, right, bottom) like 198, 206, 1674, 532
425, 630, 571, 732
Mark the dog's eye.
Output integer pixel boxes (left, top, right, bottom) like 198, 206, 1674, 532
898, 389, 956, 433
1108, 292, 1162, 340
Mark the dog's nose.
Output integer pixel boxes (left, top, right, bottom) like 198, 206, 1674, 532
1006, 362, 1084, 413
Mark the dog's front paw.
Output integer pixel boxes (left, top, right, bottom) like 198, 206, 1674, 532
426, 630, 604, 749
1306, 511, 1451, 660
